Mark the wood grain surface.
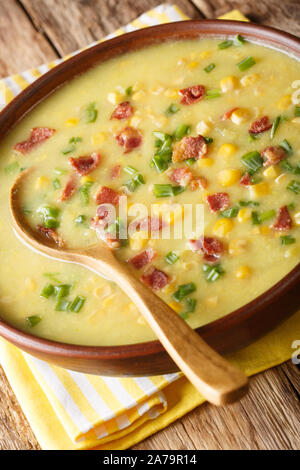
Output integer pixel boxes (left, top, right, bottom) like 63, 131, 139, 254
0, 0, 299, 450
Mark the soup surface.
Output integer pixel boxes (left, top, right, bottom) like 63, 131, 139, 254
0, 37, 300, 346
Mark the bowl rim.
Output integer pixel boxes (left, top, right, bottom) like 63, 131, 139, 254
0, 19, 299, 362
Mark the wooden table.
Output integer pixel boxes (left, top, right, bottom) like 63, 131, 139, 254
0, 0, 299, 450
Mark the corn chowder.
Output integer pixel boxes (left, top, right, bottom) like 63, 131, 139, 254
0, 37, 300, 346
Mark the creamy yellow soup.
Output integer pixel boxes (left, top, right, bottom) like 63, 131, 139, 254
0, 38, 299, 346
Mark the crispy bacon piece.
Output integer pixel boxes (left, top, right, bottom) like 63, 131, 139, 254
206, 193, 230, 213
69, 152, 101, 175
130, 249, 156, 270
141, 267, 169, 290
59, 176, 77, 202
116, 126, 142, 153
179, 85, 206, 105
91, 215, 121, 249
111, 164, 121, 179
189, 236, 224, 264
111, 101, 134, 120
96, 186, 120, 206
273, 206, 292, 231
240, 172, 252, 187
172, 135, 208, 163
168, 167, 193, 186
189, 176, 208, 191
249, 116, 272, 134
37, 225, 64, 247
261, 146, 287, 167
221, 107, 238, 121
14, 127, 55, 154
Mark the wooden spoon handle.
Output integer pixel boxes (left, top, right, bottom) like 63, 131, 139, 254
84, 252, 248, 405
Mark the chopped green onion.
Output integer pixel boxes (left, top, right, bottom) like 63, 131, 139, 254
70, 296, 86, 313
74, 215, 87, 225
287, 203, 296, 211
241, 151, 263, 173
294, 106, 300, 117
173, 124, 191, 141
62, 144, 75, 155
270, 116, 281, 140
54, 284, 72, 300
280, 139, 293, 155
55, 300, 72, 312
185, 298, 197, 313
166, 103, 180, 115
204, 63, 216, 73
83, 101, 98, 123
172, 283, 196, 302
40, 284, 55, 299
260, 210, 276, 222
287, 180, 300, 194
79, 181, 93, 205
54, 168, 67, 175
239, 200, 260, 207
124, 165, 138, 175
234, 34, 246, 46
220, 206, 239, 218
165, 251, 179, 265
37, 206, 60, 229
43, 272, 61, 283
237, 56, 256, 71
280, 235, 296, 246
251, 211, 261, 225
4, 162, 19, 175
204, 136, 214, 144
153, 184, 185, 198
294, 164, 300, 175
185, 158, 196, 166
26, 315, 41, 327
52, 178, 61, 190
205, 89, 221, 99
218, 40, 233, 50
125, 86, 133, 96
69, 137, 82, 144
151, 154, 169, 173
203, 264, 224, 282
280, 160, 294, 173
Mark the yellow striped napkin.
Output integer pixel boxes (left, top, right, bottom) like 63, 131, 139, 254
0, 4, 299, 450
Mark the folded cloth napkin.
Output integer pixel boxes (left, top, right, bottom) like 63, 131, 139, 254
0, 3, 299, 450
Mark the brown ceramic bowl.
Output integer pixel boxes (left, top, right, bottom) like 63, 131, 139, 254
0, 20, 299, 376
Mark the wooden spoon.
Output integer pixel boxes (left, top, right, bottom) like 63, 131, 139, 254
10, 169, 248, 405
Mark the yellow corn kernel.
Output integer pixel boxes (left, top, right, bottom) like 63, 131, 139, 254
188, 61, 199, 69
294, 212, 300, 226
65, 117, 79, 127
219, 76, 239, 93
153, 115, 168, 128
81, 175, 95, 184
35, 176, 49, 189
217, 143, 238, 158
196, 120, 212, 136
198, 157, 214, 167
259, 226, 271, 236
132, 90, 146, 102
249, 182, 271, 198
25, 278, 37, 291
168, 301, 182, 314
129, 230, 149, 251
217, 168, 241, 187
163, 280, 177, 295
228, 238, 248, 255
277, 95, 292, 110
102, 294, 116, 308
231, 108, 250, 125
240, 73, 259, 87
129, 115, 142, 128
94, 284, 112, 299
205, 296, 218, 308
263, 165, 281, 180
91, 132, 106, 145
200, 50, 212, 59
238, 208, 251, 223
235, 266, 252, 279
107, 92, 122, 104
164, 88, 178, 98
291, 117, 300, 124
213, 218, 234, 237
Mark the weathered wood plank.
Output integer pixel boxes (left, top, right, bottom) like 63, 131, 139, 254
192, 0, 300, 36
0, 0, 57, 77
134, 362, 300, 450
19, 0, 202, 57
